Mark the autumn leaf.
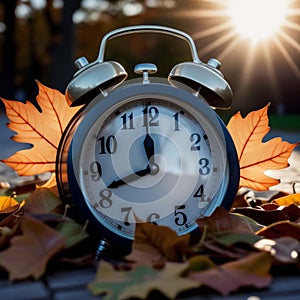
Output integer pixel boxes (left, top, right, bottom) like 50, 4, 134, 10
256, 220, 300, 240
1, 81, 80, 176
234, 204, 300, 226
55, 218, 89, 249
0, 215, 65, 280
196, 206, 257, 235
254, 236, 300, 264
188, 252, 273, 296
0, 196, 25, 228
272, 193, 300, 206
126, 221, 190, 265
227, 103, 299, 190
24, 187, 63, 214
0, 196, 20, 214
88, 261, 198, 300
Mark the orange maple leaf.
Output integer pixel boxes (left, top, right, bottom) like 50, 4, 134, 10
1, 81, 80, 176
227, 103, 299, 190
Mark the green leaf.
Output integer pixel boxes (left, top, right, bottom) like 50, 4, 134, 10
55, 219, 89, 249
88, 261, 199, 300
215, 232, 262, 247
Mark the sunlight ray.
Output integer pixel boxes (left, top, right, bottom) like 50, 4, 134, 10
261, 41, 281, 98
287, 8, 300, 16
198, 0, 224, 3
199, 30, 237, 57
273, 36, 300, 78
234, 46, 257, 100
192, 22, 232, 40
278, 29, 300, 53
173, 9, 228, 18
284, 20, 300, 31
217, 38, 240, 61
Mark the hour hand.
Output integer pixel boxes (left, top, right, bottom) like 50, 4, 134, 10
143, 134, 155, 164
107, 166, 151, 189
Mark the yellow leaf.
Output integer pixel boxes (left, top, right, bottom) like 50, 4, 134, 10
0, 196, 19, 213
227, 104, 299, 190
1, 81, 81, 176
272, 193, 300, 206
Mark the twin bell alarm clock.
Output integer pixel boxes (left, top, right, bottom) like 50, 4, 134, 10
56, 25, 240, 257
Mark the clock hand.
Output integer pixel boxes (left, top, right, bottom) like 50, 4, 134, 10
107, 166, 151, 189
143, 133, 155, 164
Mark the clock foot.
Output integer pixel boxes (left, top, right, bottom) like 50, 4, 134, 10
95, 238, 111, 261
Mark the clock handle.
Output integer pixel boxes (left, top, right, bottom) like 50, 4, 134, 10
96, 25, 202, 64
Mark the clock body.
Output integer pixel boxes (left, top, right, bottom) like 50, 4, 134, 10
56, 81, 240, 253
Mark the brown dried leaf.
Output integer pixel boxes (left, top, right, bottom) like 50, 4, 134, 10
188, 252, 273, 296
0, 215, 65, 280
126, 222, 190, 265
196, 207, 256, 235
256, 220, 300, 240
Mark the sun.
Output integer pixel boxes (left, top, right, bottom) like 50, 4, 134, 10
226, 0, 290, 44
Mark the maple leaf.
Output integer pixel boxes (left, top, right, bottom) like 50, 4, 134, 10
88, 261, 198, 300
227, 103, 299, 190
1, 81, 80, 176
126, 221, 190, 265
0, 215, 65, 280
188, 252, 273, 296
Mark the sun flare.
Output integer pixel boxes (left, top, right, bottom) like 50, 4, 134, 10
227, 0, 290, 44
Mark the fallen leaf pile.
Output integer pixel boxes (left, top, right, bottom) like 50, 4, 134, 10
0, 82, 299, 299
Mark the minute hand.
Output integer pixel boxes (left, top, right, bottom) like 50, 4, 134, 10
107, 166, 151, 189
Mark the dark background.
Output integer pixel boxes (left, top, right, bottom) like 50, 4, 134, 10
0, 0, 299, 157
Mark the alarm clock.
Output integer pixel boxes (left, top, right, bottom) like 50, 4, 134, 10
56, 25, 240, 257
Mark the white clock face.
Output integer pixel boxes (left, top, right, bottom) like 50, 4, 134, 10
73, 94, 228, 239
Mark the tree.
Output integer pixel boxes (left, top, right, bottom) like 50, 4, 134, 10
0, 0, 17, 99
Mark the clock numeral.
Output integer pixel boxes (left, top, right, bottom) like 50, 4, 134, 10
146, 213, 160, 225
98, 135, 117, 154
174, 205, 187, 226
98, 189, 113, 209
121, 112, 134, 130
121, 207, 132, 226
190, 133, 201, 151
142, 106, 159, 127
193, 184, 204, 198
173, 112, 180, 131
90, 161, 102, 181
198, 158, 210, 175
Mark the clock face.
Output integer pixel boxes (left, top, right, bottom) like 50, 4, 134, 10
70, 84, 230, 240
